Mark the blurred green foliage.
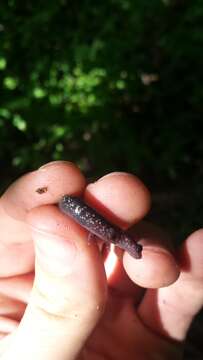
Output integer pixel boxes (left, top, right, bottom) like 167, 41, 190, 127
0, 0, 203, 182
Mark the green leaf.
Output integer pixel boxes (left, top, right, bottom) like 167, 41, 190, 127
3, 77, 18, 90
0, 57, 7, 70
12, 114, 27, 131
33, 87, 47, 98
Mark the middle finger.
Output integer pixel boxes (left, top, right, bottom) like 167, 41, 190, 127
84, 172, 179, 294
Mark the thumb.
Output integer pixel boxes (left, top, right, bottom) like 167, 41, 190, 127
3, 205, 107, 360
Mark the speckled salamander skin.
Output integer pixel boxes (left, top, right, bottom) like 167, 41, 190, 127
59, 195, 142, 259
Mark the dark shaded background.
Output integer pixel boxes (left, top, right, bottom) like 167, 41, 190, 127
0, 1, 202, 358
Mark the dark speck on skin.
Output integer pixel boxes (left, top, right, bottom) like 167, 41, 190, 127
58, 195, 143, 259
36, 186, 48, 194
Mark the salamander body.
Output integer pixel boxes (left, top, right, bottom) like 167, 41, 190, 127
59, 195, 142, 259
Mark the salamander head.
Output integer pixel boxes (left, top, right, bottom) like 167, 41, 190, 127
118, 232, 143, 259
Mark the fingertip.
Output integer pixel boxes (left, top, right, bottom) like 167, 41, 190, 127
26, 204, 88, 247
123, 248, 180, 288
1, 160, 86, 220
85, 172, 151, 227
27, 204, 107, 299
184, 228, 203, 247
38, 160, 86, 192
178, 228, 203, 274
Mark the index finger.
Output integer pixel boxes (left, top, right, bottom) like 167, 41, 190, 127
1, 161, 86, 222
0, 161, 86, 276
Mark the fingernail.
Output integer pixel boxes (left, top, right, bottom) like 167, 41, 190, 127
39, 161, 70, 170
32, 229, 78, 276
96, 172, 128, 182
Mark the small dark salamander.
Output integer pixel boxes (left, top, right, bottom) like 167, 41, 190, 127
59, 195, 142, 259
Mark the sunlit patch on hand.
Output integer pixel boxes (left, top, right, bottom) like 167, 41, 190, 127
104, 244, 118, 279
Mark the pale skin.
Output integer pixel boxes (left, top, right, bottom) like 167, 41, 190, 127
0, 161, 202, 359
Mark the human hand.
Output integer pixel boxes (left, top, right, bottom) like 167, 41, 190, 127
0, 161, 202, 359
